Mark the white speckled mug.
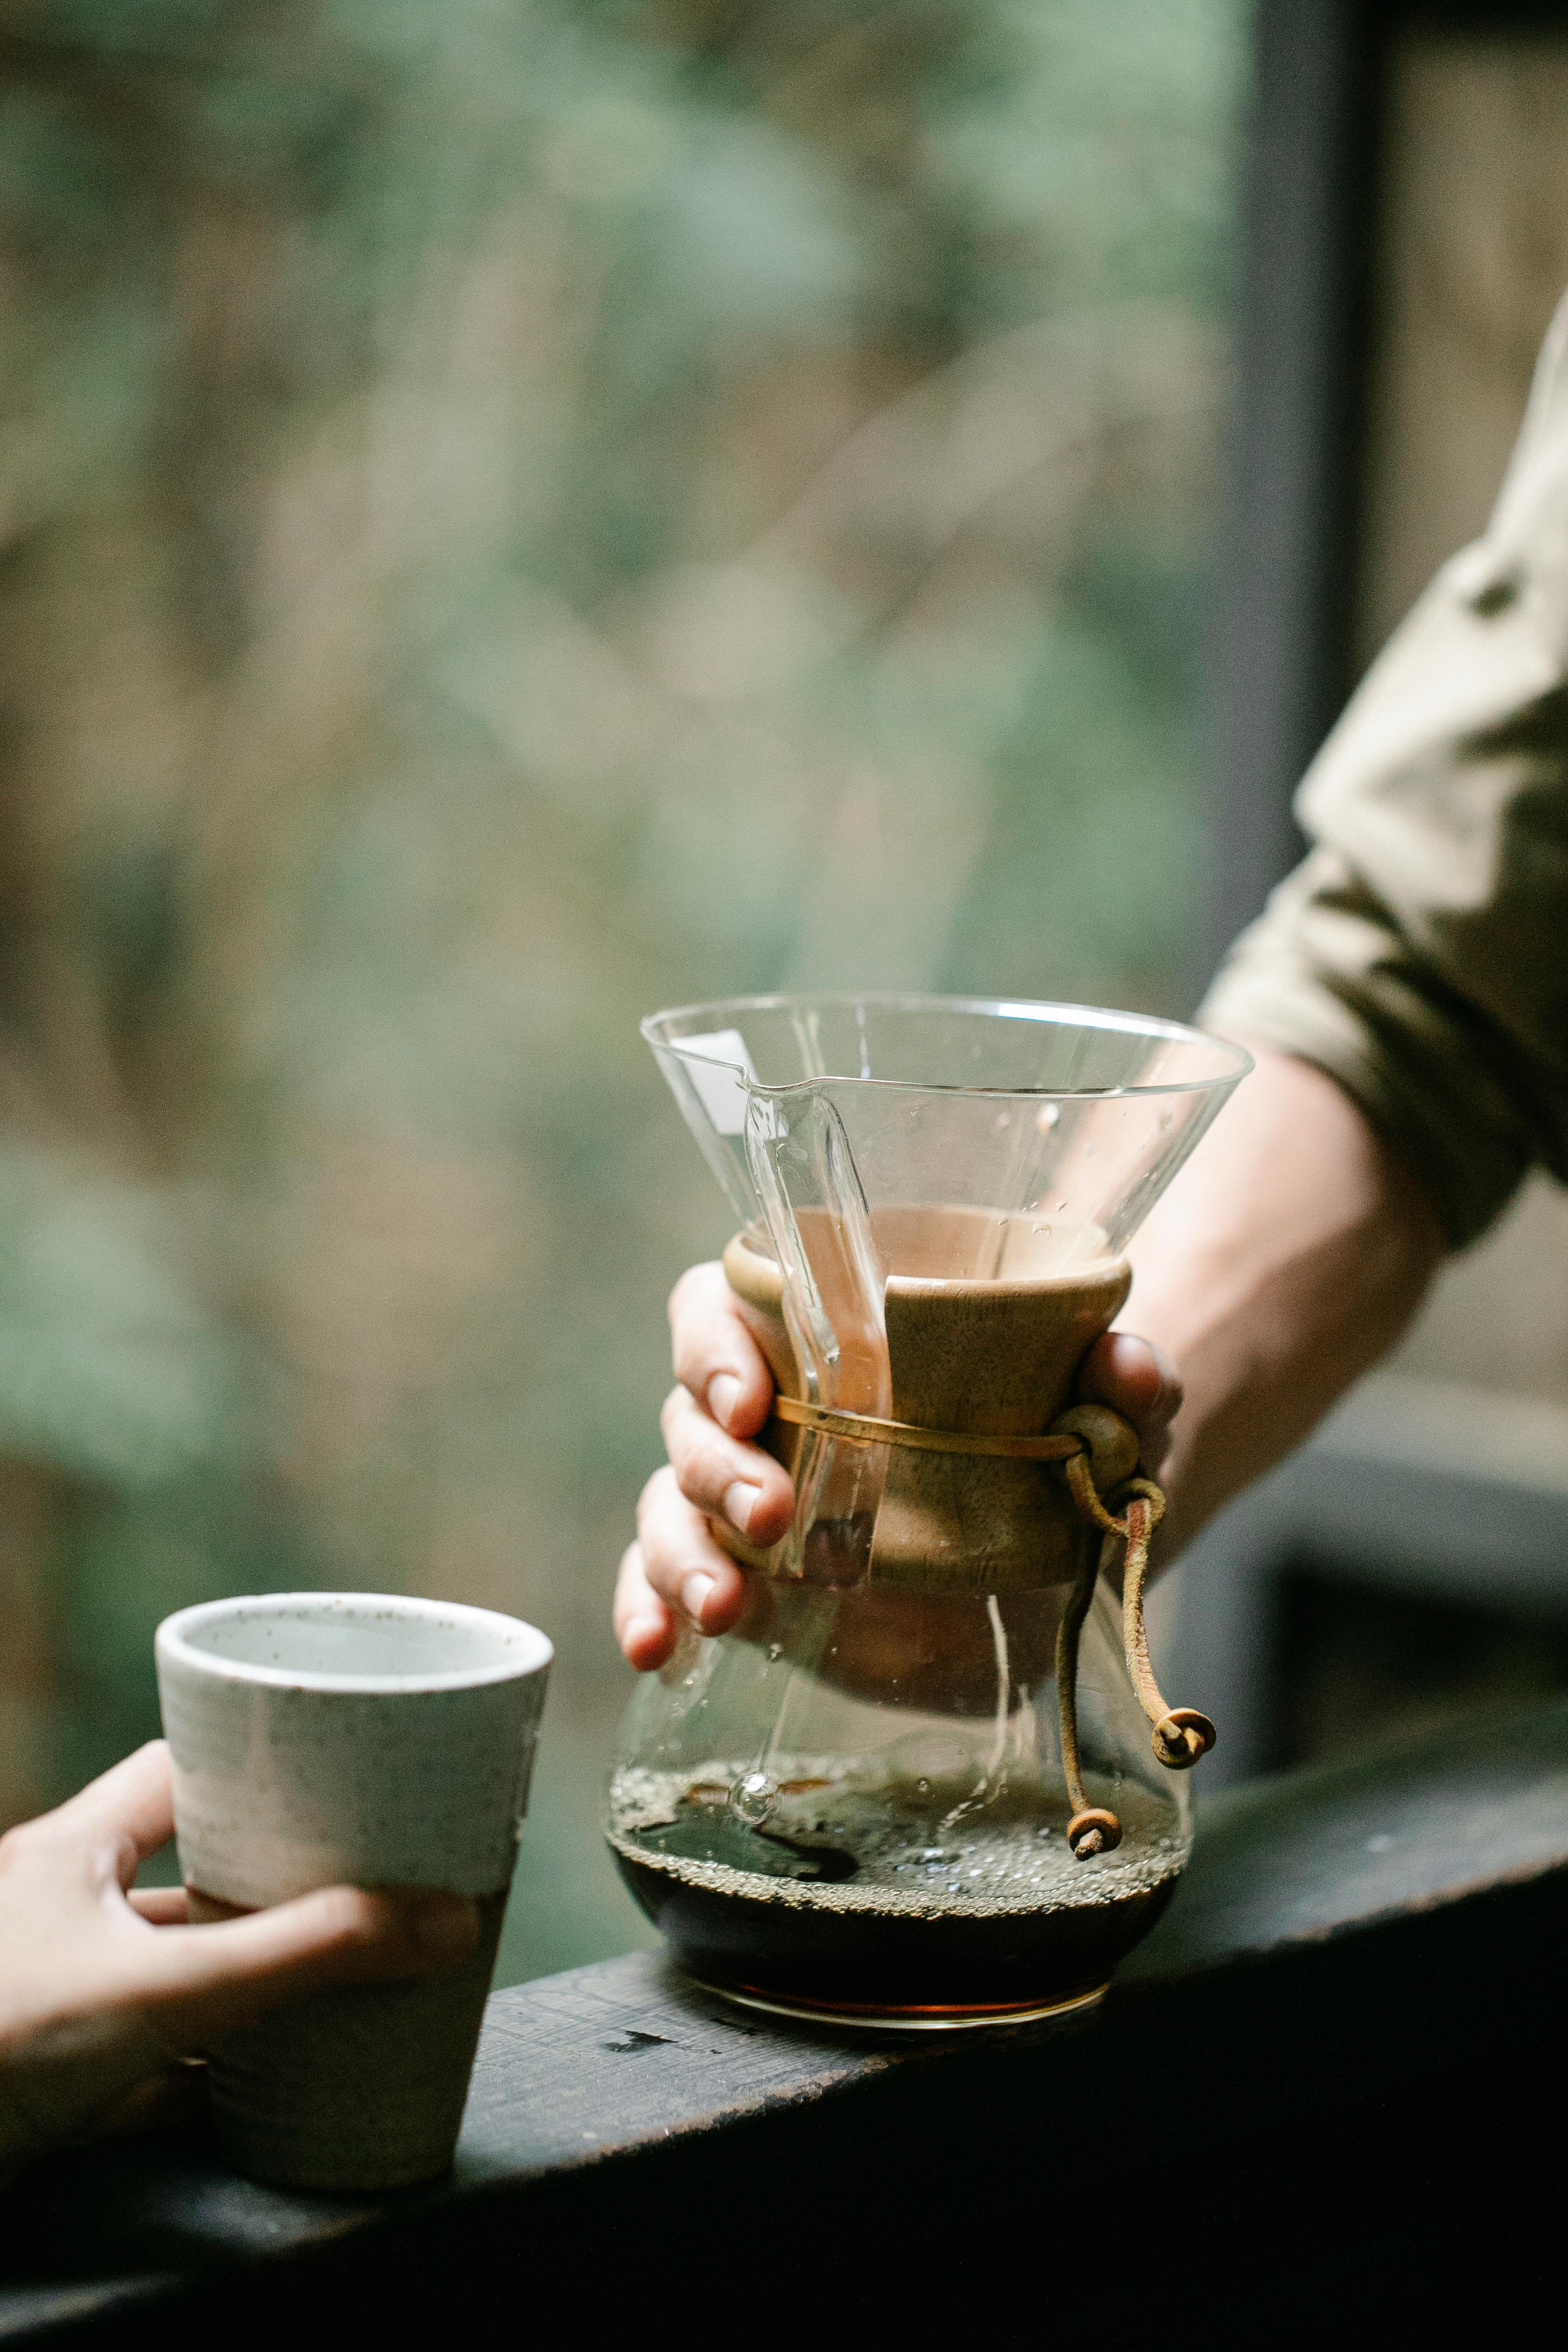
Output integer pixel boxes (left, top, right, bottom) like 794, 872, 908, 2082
155, 1592, 553, 2191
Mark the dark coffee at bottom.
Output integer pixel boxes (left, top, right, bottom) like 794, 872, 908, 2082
607, 1764, 1183, 2022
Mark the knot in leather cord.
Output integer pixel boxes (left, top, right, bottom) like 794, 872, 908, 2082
1066, 1807, 1123, 1861
1049, 1409, 1218, 1857
1152, 1708, 1216, 1770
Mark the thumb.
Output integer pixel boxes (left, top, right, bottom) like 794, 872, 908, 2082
1077, 1331, 1182, 1470
132, 1886, 482, 2050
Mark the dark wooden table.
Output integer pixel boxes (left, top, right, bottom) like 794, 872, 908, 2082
4, 1701, 1566, 2346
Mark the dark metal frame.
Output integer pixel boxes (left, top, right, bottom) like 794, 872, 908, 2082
1200, 0, 1568, 984
1166, 1398, 1568, 1785
1190, 0, 1568, 1778
1199, 0, 1383, 981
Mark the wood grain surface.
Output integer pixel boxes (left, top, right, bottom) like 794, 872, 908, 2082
4, 1698, 1565, 2344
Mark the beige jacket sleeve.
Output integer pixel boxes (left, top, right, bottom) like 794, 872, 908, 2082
1202, 292, 1568, 1247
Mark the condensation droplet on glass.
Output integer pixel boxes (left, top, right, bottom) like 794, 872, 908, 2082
1036, 1103, 1059, 1132
916, 1777, 931, 1797
766, 1642, 783, 1662
728, 1770, 778, 1827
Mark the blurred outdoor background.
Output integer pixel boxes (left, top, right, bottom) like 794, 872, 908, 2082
0, 0, 1246, 1981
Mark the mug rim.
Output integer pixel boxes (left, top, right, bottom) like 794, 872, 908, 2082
155, 1590, 553, 1695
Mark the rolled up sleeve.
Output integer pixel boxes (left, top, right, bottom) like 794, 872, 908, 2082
1202, 294, 1568, 1247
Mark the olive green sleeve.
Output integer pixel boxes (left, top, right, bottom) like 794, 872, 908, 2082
1201, 293, 1568, 1247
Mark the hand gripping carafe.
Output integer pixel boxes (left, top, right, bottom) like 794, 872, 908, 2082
609, 994, 1250, 2028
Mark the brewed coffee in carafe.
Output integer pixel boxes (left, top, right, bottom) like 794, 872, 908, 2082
609, 995, 1249, 2027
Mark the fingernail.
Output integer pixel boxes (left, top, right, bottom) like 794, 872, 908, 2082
722, 1481, 760, 1536
413, 1895, 479, 1960
708, 1373, 742, 1430
624, 1613, 665, 1657
681, 1572, 717, 1624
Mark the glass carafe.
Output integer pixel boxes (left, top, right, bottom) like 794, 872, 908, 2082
609, 994, 1249, 2028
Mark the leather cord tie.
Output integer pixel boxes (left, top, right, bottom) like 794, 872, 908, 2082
765, 1393, 1216, 1861
1050, 1421, 1214, 1858
770, 1396, 1083, 1460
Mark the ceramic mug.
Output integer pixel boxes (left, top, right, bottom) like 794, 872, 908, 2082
155, 1591, 553, 2191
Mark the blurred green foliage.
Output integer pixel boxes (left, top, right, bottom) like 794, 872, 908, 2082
0, 0, 1242, 1979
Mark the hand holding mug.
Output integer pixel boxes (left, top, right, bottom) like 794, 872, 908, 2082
0, 1741, 477, 2184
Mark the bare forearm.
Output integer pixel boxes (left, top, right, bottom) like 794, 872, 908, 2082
1127, 1045, 1447, 1555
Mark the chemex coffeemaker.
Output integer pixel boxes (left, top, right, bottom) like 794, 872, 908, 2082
608, 994, 1249, 2028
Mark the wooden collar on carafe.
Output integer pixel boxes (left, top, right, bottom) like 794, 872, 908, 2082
721, 1230, 1217, 1857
